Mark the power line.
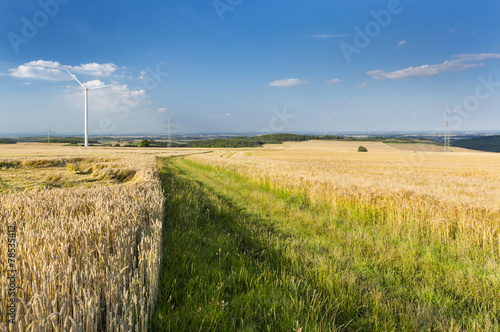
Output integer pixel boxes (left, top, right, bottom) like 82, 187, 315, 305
42, 126, 56, 145
163, 113, 176, 148
444, 105, 451, 152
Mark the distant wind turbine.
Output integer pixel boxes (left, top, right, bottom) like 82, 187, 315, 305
65, 69, 112, 147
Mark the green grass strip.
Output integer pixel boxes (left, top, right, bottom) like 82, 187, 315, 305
153, 157, 500, 331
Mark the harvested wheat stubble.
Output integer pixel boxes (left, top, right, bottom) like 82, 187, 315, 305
0, 155, 164, 332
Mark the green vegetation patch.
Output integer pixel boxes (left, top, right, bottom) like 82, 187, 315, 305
154, 157, 500, 331
41, 137, 100, 144
162, 134, 440, 148
154, 158, 342, 331
452, 135, 500, 152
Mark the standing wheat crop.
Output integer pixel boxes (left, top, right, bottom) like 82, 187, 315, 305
0, 155, 164, 331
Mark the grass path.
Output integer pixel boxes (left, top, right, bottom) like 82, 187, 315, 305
153, 157, 500, 331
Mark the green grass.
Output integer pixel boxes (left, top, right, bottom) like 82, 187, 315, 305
153, 157, 500, 331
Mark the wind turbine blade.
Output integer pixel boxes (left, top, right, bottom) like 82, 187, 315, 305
88, 85, 113, 90
65, 69, 85, 89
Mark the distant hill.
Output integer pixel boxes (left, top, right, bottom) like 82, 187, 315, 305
452, 136, 500, 152
150, 134, 439, 148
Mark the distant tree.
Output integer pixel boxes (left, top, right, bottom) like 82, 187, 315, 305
452, 135, 500, 152
140, 140, 150, 147
358, 146, 368, 152
114, 143, 121, 147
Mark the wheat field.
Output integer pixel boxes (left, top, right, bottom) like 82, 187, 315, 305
3, 141, 500, 330
189, 141, 500, 253
155, 141, 500, 330
0, 143, 190, 331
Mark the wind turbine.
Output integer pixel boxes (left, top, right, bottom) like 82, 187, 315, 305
65, 69, 112, 147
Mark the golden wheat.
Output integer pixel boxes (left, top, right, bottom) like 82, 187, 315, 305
188, 141, 500, 253
0, 154, 164, 331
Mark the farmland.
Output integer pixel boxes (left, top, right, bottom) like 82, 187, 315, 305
157, 141, 500, 331
0, 144, 205, 331
2, 141, 500, 331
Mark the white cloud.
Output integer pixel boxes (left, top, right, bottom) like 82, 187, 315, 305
358, 82, 368, 88
71, 63, 117, 77
210, 113, 231, 118
138, 70, 147, 80
157, 107, 168, 113
27, 60, 61, 68
449, 27, 457, 33
65, 81, 149, 113
367, 53, 500, 80
111, 85, 147, 101
396, 40, 407, 49
83, 79, 108, 89
9, 60, 118, 81
326, 78, 343, 84
11, 63, 65, 80
269, 78, 307, 87
309, 34, 352, 39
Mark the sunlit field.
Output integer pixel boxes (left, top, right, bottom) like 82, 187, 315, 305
2, 141, 500, 331
192, 141, 500, 210
0, 144, 203, 331
167, 140, 500, 330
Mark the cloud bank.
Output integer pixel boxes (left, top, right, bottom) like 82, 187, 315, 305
326, 78, 343, 84
367, 53, 500, 80
9, 60, 150, 111
269, 78, 308, 87
9, 60, 118, 80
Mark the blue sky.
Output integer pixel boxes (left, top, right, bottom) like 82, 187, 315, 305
1, 0, 499, 135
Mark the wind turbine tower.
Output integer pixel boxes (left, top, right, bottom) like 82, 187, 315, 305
65, 70, 111, 147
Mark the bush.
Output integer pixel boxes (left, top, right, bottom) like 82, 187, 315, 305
114, 143, 121, 147
358, 146, 368, 152
140, 139, 150, 147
